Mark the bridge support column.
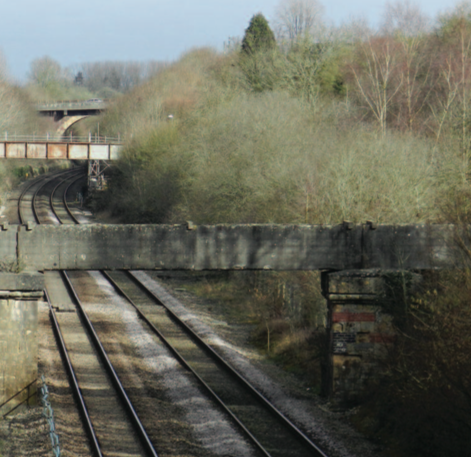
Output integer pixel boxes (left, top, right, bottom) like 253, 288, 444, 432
0, 273, 44, 416
321, 269, 421, 405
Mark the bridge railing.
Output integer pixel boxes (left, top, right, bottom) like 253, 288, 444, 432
35, 99, 108, 110
0, 133, 123, 144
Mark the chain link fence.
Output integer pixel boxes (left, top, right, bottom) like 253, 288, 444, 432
38, 375, 61, 457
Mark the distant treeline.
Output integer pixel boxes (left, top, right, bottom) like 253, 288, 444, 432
71, 60, 168, 95
26, 57, 167, 101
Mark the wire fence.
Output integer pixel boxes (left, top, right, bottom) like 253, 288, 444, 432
0, 132, 123, 144
39, 375, 61, 457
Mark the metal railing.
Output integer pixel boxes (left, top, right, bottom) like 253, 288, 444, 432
36, 99, 108, 110
0, 378, 37, 417
1, 132, 123, 144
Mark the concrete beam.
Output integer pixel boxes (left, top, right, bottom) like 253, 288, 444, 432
0, 272, 44, 291
13, 223, 463, 271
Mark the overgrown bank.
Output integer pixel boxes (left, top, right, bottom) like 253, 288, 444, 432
89, 4, 471, 456
0, 76, 57, 206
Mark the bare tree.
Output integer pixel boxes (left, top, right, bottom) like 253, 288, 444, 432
350, 37, 403, 135
75, 61, 165, 94
379, 2, 433, 131
28, 56, 63, 87
381, 0, 430, 37
274, 0, 325, 43
429, 5, 471, 169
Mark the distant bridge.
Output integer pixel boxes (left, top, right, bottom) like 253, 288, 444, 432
35, 99, 109, 136
35, 99, 108, 120
0, 139, 122, 161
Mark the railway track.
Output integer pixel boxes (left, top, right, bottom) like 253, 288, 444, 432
16, 167, 86, 225
20, 169, 330, 456
20, 170, 159, 456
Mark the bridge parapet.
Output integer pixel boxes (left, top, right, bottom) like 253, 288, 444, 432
36, 100, 108, 112
0, 223, 460, 271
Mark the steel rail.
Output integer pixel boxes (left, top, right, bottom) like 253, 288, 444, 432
62, 176, 83, 224
18, 168, 83, 224
61, 271, 159, 457
17, 174, 52, 224
32, 169, 85, 225
32, 172, 156, 456
50, 173, 85, 225
45, 288, 103, 457
126, 270, 330, 457
102, 270, 272, 457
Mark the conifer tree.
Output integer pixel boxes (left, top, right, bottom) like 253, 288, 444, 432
241, 13, 276, 54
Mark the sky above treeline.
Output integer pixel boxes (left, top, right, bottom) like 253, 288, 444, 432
0, 0, 461, 81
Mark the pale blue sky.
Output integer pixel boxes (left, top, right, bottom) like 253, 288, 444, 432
0, 0, 460, 81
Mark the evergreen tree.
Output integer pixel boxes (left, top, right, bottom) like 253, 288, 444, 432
241, 13, 276, 54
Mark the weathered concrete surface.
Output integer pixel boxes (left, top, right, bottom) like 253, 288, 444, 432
0, 272, 44, 291
18, 223, 363, 270
362, 224, 457, 269
0, 227, 19, 267
15, 223, 462, 271
0, 274, 44, 415
322, 269, 422, 404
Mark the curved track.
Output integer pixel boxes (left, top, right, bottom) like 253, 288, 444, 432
17, 167, 86, 225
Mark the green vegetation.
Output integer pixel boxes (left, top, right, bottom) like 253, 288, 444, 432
26, 56, 95, 101
89, 2, 471, 455
0, 1, 466, 454
241, 13, 277, 54
353, 270, 471, 457
26, 56, 166, 102
0, 66, 57, 204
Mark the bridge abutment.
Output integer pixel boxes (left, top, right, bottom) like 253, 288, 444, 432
321, 269, 422, 404
0, 273, 44, 416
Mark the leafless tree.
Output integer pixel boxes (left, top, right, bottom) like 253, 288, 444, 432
381, 0, 430, 37
336, 16, 372, 43
350, 37, 404, 135
28, 56, 63, 87
378, 2, 433, 131
74, 61, 166, 93
274, 0, 325, 43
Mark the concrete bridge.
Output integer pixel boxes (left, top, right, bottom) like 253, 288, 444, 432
36, 99, 108, 136
36, 99, 107, 120
0, 222, 466, 404
0, 222, 458, 271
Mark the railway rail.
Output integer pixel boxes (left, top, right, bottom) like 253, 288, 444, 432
20, 170, 158, 456
18, 169, 331, 457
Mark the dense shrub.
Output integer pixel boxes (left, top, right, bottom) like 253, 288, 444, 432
354, 269, 471, 457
